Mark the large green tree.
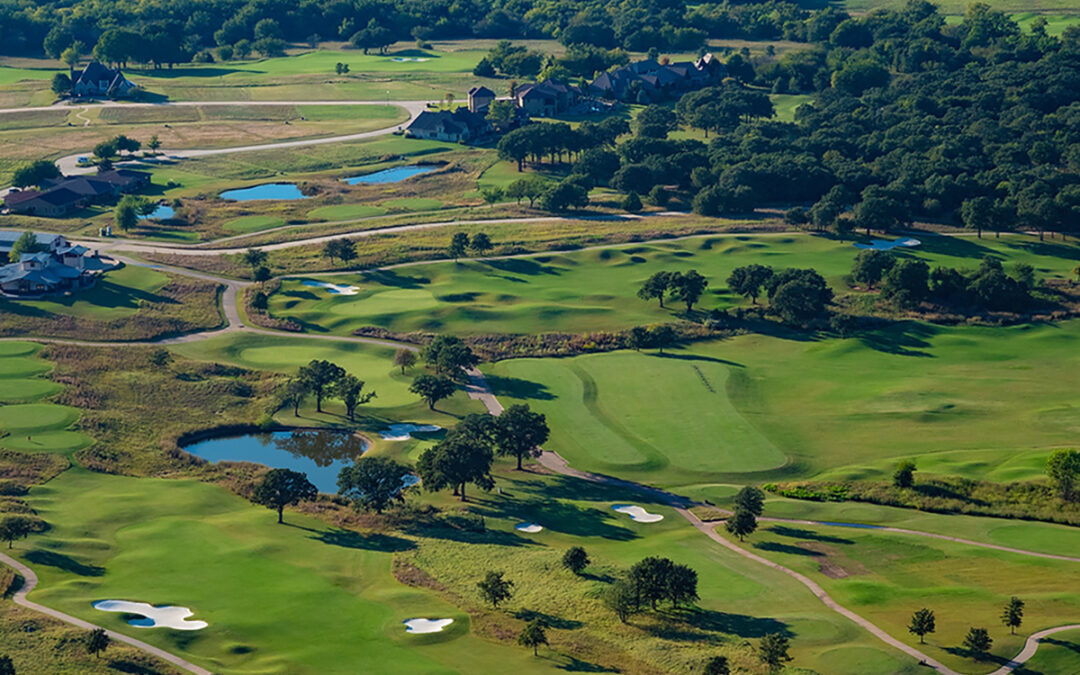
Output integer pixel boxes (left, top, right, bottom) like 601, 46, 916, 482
494, 404, 549, 470
908, 608, 936, 643
337, 457, 412, 514
416, 432, 494, 501
251, 468, 318, 524
409, 374, 456, 410
297, 359, 345, 413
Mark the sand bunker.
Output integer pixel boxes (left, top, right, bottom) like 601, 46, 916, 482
391, 57, 430, 62
853, 237, 921, 251
301, 279, 360, 295
92, 600, 208, 630
404, 618, 453, 633
612, 504, 664, 523
379, 423, 441, 440
515, 522, 543, 533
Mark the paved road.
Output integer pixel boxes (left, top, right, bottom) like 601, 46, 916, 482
0, 551, 212, 675
51, 100, 428, 176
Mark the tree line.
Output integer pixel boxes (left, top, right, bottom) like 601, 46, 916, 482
906, 596, 1027, 663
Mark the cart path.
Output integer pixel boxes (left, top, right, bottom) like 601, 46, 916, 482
0, 551, 213, 675
1, 253, 1076, 675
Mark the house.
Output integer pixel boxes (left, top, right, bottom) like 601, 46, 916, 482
468, 86, 496, 113
589, 54, 726, 102
72, 62, 138, 99
0, 232, 109, 296
3, 169, 150, 217
513, 80, 582, 117
405, 108, 491, 143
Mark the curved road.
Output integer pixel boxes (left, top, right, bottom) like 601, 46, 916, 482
1, 248, 1077, 675
0, 550, 212, 675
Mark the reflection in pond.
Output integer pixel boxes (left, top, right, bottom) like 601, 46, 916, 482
184, 430, 368, 492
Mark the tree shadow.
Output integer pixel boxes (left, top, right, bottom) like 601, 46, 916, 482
767, 526, 854, 545
482, 374, 554, 400
943, 647, 1007, 666
482, 259, 563, 277
312, 528, 416, 552
24, 550, 104, 577
552, 656, 620, 673
1042, 637, 1080, 655
654, 352, 745, 368
361, 269, 429, 289
109, 659, 172, 675
472, 495, 638, 541
510, 473, 679, 509
514, 608, 583, 630
857, 320, 937, 357
752, 542, 824, 557
682, 607, 790, 639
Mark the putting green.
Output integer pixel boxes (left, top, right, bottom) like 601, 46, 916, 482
0, 341, 39, 357
0, 404, 79, 432
485, 351, 786, 484
222, 215, 284, 234
384, 197, 443, 211
307, 204, 387, 221
0, 429, 92, 453
0, 377, 62, 402
0, 356, 51, 378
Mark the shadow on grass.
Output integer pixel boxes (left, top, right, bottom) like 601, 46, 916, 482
752, 542, 824, 557
472, 495, 638, 541
361, 269, 430, 289
1043, 637, 1080, 655
943, 647, 1007, 667
509, 473, 676, 509
109, 659, 171, 674
312, 528, 416, 552
482, 374, 554, 401
514, 608, 583, 630
682, 607, 790, 639
24, 550, 104, 577
767, 526, 853, 545
653, 352, 745, 368
552, 655, 620, 672
482, 259, 563, 278
856, 320, 937, 357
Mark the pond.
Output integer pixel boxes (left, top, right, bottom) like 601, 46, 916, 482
343, 165, 436, 185
139, 204, 174, 220
220, 183, 308, 201
184, 430, 368, 492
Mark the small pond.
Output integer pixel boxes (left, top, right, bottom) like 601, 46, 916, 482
220, 183, 307, 202
184, 430, 367, 492
343, 165, 436, 185
139, 204, 174, 220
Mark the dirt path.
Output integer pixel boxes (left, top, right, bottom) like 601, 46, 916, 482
0, 551, 212, 675
73, 106, 92, 127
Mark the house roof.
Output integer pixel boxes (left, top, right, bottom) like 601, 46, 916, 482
36, 187, 83, 207
3, 190, 43, 206
94, 169, 150, 185
407, 108, 489, 135
469, 86, 495, 97
43, 176, 115, 198
0, 231, 66, 247
77, 62, 119, 85
19, 252, 52, 265
58, 245, 91, 256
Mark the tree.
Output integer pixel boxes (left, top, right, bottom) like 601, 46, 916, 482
727, 265, 773, 304
0, 654, 14, 675
893, 460, 916, 488
908, 608, 936, 643
668, 563, 699, 608
297, 359, 345, 413
703, 656, 730, 675
0, 515, 34, 549
1047, 449, 1080, 501
337, 457, 412, 514
494, 404, 549, 470
481, 187, 504, 204
961, 196, 993, 239
337, 239, 357, 264
473, 57, 496, 77
51, 72, 72, 95
12, 160, 60, 188
506, 176, 547, 206
604, 577, 638, 622
962, 627, 993, 661
243, 247, 268, 270
394, 348, 417, 374
758, 633, 791, 673
477, 570, 514, 608
469, 232, 493, 255
93, 139, 117, 160
518, 619, 548, 656
627, 326, 650, 351
115, 199, 138, 232
767, 268, 833, 324
85, 628, 110, 659
422, 335, 478, 377
485, 100, 516, 132
851, 250, 895, 289
8, 231, 39, 263
114, 135, 140, 154
147, 134, 161, 153
1001, 597, 1024, 635
629, 556, 674, 610
540, 180, 589, 212
725, 507, 757, 541
416, 431, 494, 501
562, 546, 589, 575
273, 376, 305, 415
622, 191, 642, 212
410, 374, 456, 410
251, 468, 318, 524
148, 348, 172, 368
669, 270, 709, 312
637, 271, 671, 308
253, 266, 271, 284
634, 105, 678, 138
332, 374, 376, 421
733, 486, 765, 516
449, 232, 469, 260
881, 259, 930, 308
649, 325, 676, 354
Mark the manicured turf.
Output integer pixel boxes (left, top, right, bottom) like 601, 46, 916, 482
0, 377, 62, 402
222, 215, 285, 234
268, 233, 1080, 337
737, 520, 1080, 674
384, 197, 444, 211
770, 93, 813, 122
307, 204, 388, 220
0, 66, 54, 85
0, 403, 79, 432
15, 265, 170, 320
18, 469, 561, 675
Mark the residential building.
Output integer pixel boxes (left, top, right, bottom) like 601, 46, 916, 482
513, 80, 582, 117
468, 86, 496, 113
0, 233, 111, 296
589, 54, 726, 102
3, 169, 150, 217
405, 108, 492, 143
72, 62, 138, 98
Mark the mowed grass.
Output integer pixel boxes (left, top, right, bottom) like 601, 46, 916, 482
267, 233, 1080, 337
307, 204, 387, 220
736, 521, 1080, 674
222, 215, 285, 234
14, 265, 169, 320
769, 93, 813, 122
842, 0, 1080, 16
0, 342, 92, 453
16, 469, 561, 675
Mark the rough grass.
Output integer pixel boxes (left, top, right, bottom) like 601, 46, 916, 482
0, 268, 224, 341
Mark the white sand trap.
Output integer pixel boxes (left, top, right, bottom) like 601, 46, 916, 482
853, 237, 921, 251
515, 522, 543, 533
92, 600, 208, 630
391, 57, 430, 62
301, 279, 360, 295
612, 504, 664, 523
404, 618, 453, 633
380, 423, 441, 440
